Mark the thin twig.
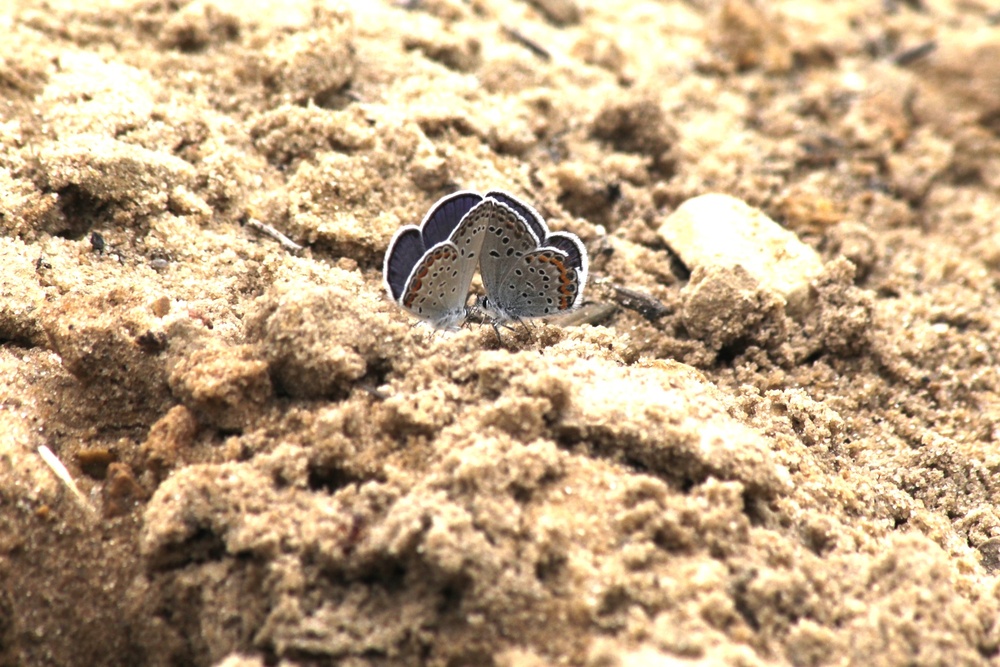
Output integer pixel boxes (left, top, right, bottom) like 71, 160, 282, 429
502, 24, 552, 61
247, 218, 304, 253
893, 40, 937, 66
610, 284, 671, 322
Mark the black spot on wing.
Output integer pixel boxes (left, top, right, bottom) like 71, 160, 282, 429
544, 232, 586, 271
484, 190, 548, 242
421, 191, 485, 247
384, 227, 425, 300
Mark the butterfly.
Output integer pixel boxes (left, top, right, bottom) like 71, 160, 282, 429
384, 190, 588, 330
382, 191, 490, 329
474, 190, 588, 325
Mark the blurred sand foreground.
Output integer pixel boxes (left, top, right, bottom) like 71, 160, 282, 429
2, 0, 1000, 665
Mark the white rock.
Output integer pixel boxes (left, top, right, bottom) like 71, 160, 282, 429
658, 193, 824, 313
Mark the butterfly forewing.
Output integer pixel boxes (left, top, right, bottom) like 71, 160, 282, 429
479, 200, 543, 302
483, 190, 547, 242
383, 227, 425, 302
444, 201, 491, 300
421, 191, 485, 248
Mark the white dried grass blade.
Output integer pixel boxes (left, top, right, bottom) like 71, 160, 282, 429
37, 445, 96, 516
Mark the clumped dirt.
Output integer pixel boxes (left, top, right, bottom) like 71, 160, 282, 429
2, 0, 1000, 665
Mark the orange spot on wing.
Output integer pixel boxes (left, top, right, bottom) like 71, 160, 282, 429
538, 253, 575, 310
403, 247, 457, 308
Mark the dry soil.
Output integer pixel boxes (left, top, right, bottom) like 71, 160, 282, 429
2, 0, 1000, 666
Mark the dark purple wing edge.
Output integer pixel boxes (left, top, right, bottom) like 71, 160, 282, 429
543, 231, 589, 308
544, 232, 586, 271
420, 191, 485, 248
484, 190, 548, 243
383, 227, 425, 301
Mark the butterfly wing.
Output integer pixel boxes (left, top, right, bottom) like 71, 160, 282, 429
482, 245, 586, 318
384, 191, 487, 328
479, 199, 543, 304
479, 195, 588, 321
537, 231, 588, 309
483, 190, 547, 242
421, 191, 485, 247
441, 199, 491, 313
383, 226, 425, 303
398, 241, 469, 328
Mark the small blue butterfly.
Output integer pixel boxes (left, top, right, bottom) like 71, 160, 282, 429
384, 190, 588, 329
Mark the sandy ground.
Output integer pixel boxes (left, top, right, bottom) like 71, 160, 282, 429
2, 0, 1000, 665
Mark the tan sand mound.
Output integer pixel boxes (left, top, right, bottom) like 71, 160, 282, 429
3, 0, 1000, 665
